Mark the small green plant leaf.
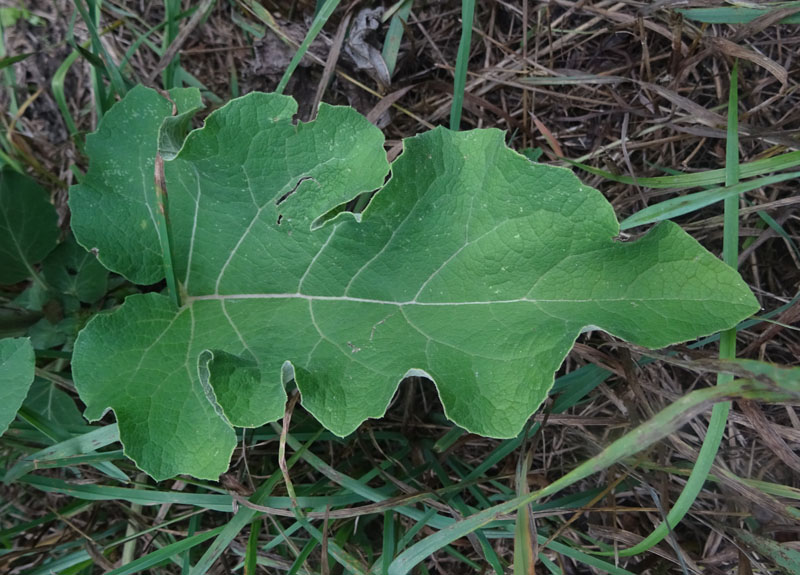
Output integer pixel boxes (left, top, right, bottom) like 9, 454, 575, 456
520, 147, 543, 162
23, 378, 85, 428
13, 281, 50, 312
0, 167, 59, 285
27, 317, 75, 350
71, 88, 758, 480
42, 235, 109, 303
0, 337, 35, 436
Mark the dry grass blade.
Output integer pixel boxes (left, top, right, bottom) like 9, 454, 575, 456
279, 390, 302, 512
707, 37, 787, 86
366, 84, 415, 124
738, 399, 800, 474
312, 11, 352, 113
734, 5, 800, 38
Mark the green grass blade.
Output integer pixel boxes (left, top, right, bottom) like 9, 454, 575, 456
544, 536, 636, 575
612, 59, 744, 559
182, 513, 201, 575
229, 58, 239, 99
0, 25, 23, 171
426, 456, 504, 574
13, 407, 128, 482
4, 423, 120, 482
244, 517, 261, 575
288, 539, 318, 575
162, 0, 182, 88
51, 50, 81, 144
619, 170, 800, 230
231, 6, 265, 38
0, 52, 32, 70
432, 426, 464, 452
387, 377, 797, 575
189, 429, 322, 574
381, 0, 412, 78
732, 528, 800, 573
395, 507, 438, 552
119, 18, 169, 72
19, 525, 127, 574
450, 0, 475, 129
72, 0, 128, 102
538, 555, 559, 575
278, 428, 455, 530
293, 513, 370, 575
0, 499, 91, 539
381, 510, 396, 574
106, 526, 225, 575
567, 149, 800, 189
276, 0, 340, 94
8, 448, 125, 470
756, 210, 800, 262
237, 0, 285, 42
19, 475, 235, 510
173, 66, 223, 104
513, 444, 535, 575
0, 20, 19, 115
723, 60, 741, 269
638, 461, 800, 505
679, 5, 800, 24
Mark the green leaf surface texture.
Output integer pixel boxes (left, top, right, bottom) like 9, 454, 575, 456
71, 87, 759, 480
42, 236, 109, 303
69, 86, 202, 285
0, 337, 35, 436
23, 378, 86, 428
0, 167, 59, 284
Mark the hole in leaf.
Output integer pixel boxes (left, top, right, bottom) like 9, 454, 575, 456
310, 185, 383, 230
276, 176, 316, 206
276, 214, 283, 225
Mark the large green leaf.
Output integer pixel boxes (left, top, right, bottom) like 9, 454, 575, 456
70, 88, 758, 480
0, 167, 59, 284
0, 337, 35, 436
69, 85, 204, 285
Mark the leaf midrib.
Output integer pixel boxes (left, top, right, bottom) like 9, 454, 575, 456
185, 293, 742, 306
